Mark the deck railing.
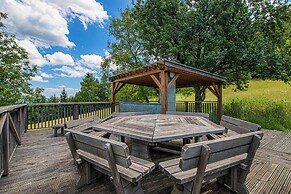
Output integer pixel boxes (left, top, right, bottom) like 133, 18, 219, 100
27, 101, 218, 129
176, 101, 218, 122
0, 104, 27, 178
27, 102, 113, 129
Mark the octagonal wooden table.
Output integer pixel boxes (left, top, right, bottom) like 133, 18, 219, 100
93, 114, 225, 160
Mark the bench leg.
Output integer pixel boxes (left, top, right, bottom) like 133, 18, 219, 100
76, 163, 87, 189
61, 127, 64, 135
237, 183, 249, 194
76, 162, 102, 189
171, 183, 184, 194
54, 128, 58, 137
122, 179, 143, 194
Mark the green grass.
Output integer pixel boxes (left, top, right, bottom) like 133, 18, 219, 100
176, 80, 291, 132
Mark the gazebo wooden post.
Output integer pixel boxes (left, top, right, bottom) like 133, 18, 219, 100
161, 70, 168, 114
111, 82, 116, 113
217, 84, 223, 123
206, 82, 223, 123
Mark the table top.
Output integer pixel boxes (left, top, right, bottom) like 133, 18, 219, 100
93, 114, 225, 142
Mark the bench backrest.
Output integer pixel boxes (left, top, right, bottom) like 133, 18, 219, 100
221, 115, 261, 134
111, 112, 151, 117
180, 131, 263, 171
65, 115, 101, 129
166, 111, 209, 119
66, 128, 131, 168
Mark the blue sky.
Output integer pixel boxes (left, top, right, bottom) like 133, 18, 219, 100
1, 0, 132, 97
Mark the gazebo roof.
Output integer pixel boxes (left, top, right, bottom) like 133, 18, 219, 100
109, 60, 226, 88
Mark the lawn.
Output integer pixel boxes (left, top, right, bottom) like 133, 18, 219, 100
176, 80, 291, 132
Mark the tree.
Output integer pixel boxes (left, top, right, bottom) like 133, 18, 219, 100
29, 88, 46, 103
107, 0, 290, 103
48, 94, 59, 103
74, 73, 104, 102
0, 12, 38, 105
60, 88, 68, 102
106, 8, 161, 102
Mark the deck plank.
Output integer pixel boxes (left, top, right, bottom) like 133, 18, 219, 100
0, 128, 290, 194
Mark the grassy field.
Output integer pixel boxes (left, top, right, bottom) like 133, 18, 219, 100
177, 80, 291, 132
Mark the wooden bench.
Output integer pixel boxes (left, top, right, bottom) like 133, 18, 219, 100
65, 129, 155, 194
207, 115, 261, 140
53, 115, 100, 137
159, 131, 263, 194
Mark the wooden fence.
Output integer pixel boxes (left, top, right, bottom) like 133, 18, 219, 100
0, 104, 27, 178
27, 102, 113, 129
27, 101, 218, 129
176, 101, 218, 122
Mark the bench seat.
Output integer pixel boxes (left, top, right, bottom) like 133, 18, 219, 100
160, 154, 247, 184
78, 150, 155, 183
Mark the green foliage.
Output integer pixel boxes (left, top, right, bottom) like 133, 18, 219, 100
223, 98, 291, 132
74, 73, 106, 102
0, 12, 38, 105
106, 0, 290, 98
47, 94, 59, 103
60, 88, 68, 102
29, 88, 46, 103
116, 85, 159, 102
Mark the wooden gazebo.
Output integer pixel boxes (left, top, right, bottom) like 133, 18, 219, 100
110, 60, 226, 122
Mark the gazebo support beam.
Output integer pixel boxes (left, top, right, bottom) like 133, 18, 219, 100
161, 71, 168, 114
111, 82, 116, 113
207, 83, 223, 123
168, 74, 180, 90
111, 82, 126, 113
217, 84, 223, 123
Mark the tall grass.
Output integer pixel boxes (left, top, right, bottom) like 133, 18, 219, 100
176, 80, 291, 132
223, 98, 291, 132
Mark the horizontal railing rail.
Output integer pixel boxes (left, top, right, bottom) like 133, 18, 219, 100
27, 102, 114, 130
0, 104, 27, 178
176, 101, 218, 122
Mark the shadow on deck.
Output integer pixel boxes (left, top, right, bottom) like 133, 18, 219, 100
0, 129, 290, 194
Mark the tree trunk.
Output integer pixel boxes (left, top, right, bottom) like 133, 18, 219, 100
194, 86, 206, 112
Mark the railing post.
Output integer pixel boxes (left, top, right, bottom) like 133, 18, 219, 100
73, 104, 79, 120
23, 106, 28, 133
184, 101, 189, 112
3, 114, 9, 176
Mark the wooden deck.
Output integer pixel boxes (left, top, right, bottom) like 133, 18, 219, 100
0, 129, 290, 194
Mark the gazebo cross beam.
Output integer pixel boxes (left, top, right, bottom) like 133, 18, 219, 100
110, 60, 226, 123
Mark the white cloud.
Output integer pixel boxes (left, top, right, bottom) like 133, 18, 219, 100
54, 65, 96, 78
43, 87, 79, 97
78, 54, 103, 69
1, 0, 108, 47
40, 72, 54, 78
45, 52, 74, 66
58, 85, 66, 88
104, 51, 118, 70
16, 39, 47, 66
31, 75, 48, 82
48, 0, 109, 30
1, 0, 74, 48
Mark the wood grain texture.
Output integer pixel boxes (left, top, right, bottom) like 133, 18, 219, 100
93, 114, 225, 143
0, 129, 289, 194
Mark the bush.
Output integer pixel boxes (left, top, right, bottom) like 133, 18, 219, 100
223, 98, 291, 132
